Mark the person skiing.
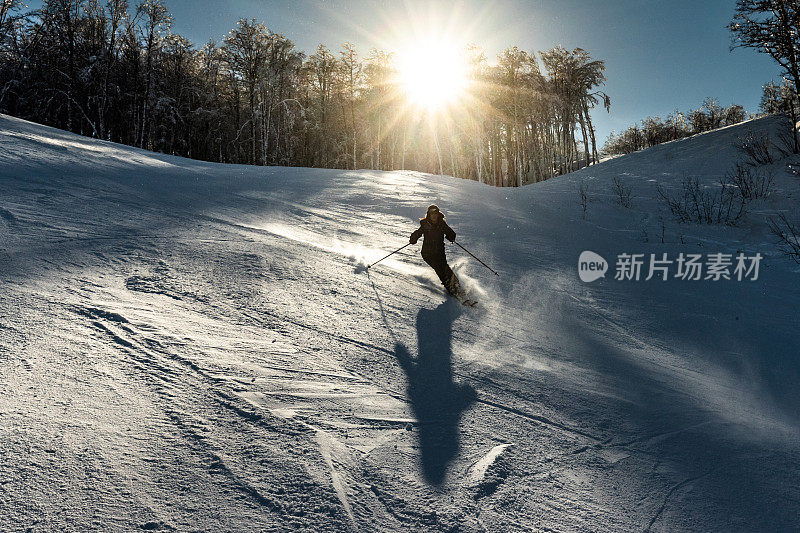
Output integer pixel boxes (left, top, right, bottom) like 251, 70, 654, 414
409, 204, 463, 297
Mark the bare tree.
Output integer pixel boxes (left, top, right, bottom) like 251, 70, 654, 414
729, 0, 800, 152
339, 43, 362, 170
223, 18, 269, 164
136, 0, 172, 149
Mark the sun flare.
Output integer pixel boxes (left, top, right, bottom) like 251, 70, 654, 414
397, 39, 469, 111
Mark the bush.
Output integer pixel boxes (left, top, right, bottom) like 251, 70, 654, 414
736, 131, 775, 165
726, 163, 774, 200
611, 176, 632, 208
768, 213, 800, 263
657, 175, 746, 226
578, 182, 589, 219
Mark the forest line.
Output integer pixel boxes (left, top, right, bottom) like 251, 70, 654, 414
0, 0, 611, 186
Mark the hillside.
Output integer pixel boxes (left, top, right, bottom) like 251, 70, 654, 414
0, 113, 798, 532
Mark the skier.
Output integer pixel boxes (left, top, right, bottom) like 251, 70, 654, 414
409, 204, 465, 299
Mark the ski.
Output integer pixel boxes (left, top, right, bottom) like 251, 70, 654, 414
446, 274, 477, 307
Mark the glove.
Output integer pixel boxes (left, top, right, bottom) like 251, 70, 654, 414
447, 235, 455, 243
410, 237, 418, 244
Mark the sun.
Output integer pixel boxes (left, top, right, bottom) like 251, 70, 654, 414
397, 39, 469, 111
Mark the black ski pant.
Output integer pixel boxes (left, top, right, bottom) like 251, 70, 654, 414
422, 251, 454, 286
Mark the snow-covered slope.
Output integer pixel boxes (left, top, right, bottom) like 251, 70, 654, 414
0, 113, 798, 532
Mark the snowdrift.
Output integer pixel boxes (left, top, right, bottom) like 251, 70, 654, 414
0, 113, 798, 531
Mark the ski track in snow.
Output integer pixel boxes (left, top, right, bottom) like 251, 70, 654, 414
0, 113, 799, 531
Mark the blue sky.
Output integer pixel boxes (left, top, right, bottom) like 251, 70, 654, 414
159, 0, 779, 143
30, 0, 782, 143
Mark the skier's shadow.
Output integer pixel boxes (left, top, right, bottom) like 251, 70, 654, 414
394, 300, 476, 485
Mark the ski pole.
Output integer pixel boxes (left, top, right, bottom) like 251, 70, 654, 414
454, 242, 499, 276
366, 242, 412, 270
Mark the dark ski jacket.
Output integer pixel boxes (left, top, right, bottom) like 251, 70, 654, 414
410, 216, 455, 258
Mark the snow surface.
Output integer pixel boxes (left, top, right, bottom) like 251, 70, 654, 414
0, 113, 798, 531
